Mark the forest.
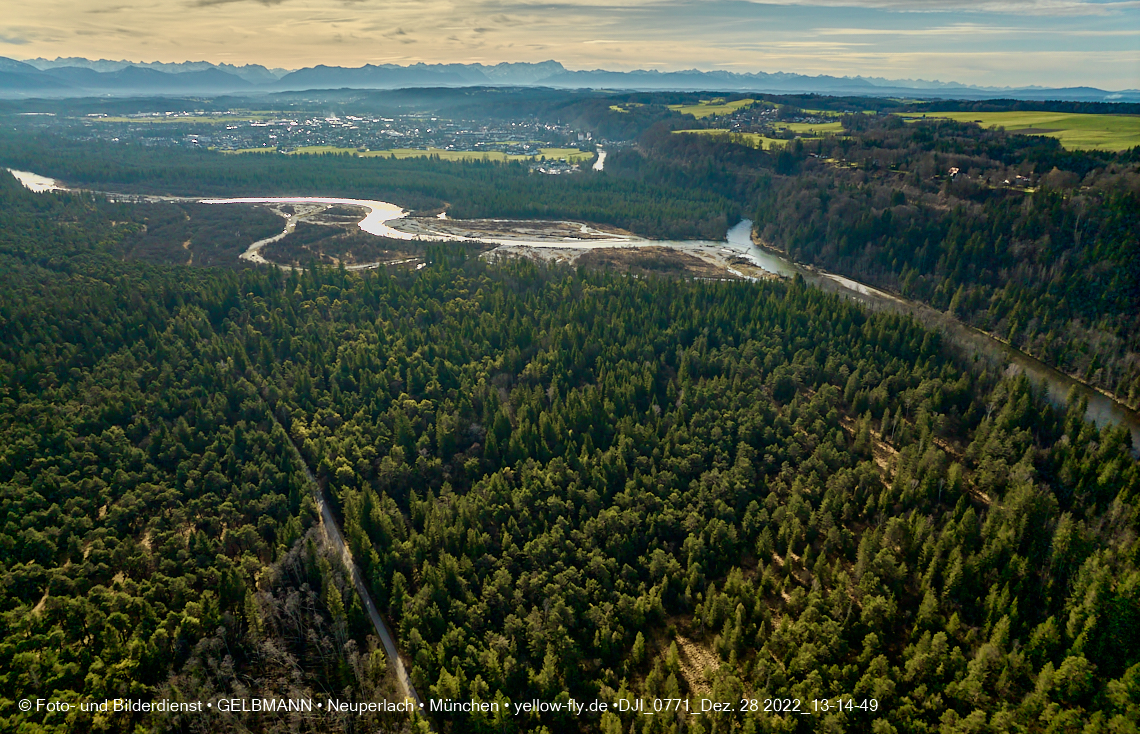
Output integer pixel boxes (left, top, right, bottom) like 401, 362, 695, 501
746, 119, 1139, 410
2, 152, 1139, 734
601, 116, 1140, 412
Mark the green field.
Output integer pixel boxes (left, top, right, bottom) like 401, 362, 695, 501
223, 147, 277, 154
669, 98, 759, 118
379, 148, 516, 161
898, 111, 1140, 151
288, 145, 361, 155
798, 108, 878, 117
777, 121, 845, 134
531, 147, 595, 162
674, 129, 793, 150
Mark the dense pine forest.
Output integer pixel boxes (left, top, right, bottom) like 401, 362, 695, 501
0, 175, 413, 733
2, 150, 1139, 734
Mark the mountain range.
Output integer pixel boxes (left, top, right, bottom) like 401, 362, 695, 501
2, 56, 1137, 102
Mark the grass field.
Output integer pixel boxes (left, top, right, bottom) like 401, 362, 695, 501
669, 98, 759, 118
532, 148, 595, 162
799, 108, 878, 117
288, 145, 360, 155
674, 129, 792, 150
224, 147, 277, 154
776, 121, 845, 134
897, 111, 1140, 151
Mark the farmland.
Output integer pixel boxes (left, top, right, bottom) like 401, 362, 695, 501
669, 97, 759, 118
898, 110, 1140, 150
673, 129, 791, 150
776, 120, 845, 134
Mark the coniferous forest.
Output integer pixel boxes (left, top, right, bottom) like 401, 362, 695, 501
1, 97, 1139, 734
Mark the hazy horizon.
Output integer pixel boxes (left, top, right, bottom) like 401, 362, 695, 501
12, 55, 1139, 92
3, 0, 1139, 90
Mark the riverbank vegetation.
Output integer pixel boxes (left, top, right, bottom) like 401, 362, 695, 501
260, 221, 491, 269
746, 118, 1140, 409
0, 129, 736, 240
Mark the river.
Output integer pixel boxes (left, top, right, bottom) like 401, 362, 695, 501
7, 169, 65, 192
217, 195, 1140, 451
755, 244, 1140, 453
9, 169, 1139, 451
205, 196, 420, 240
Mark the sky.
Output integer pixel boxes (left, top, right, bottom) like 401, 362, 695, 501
2, 0, 1139, 89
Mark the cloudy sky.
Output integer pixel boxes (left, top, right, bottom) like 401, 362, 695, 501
3, 0, 1139, 89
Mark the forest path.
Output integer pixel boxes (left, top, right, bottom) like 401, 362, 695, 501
264, 404, 429, 720
308, 461, 426, 710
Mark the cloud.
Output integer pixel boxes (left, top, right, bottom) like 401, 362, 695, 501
74, 26, 149, 38
189, 0, 287, 6
742, 0, 1140, 15
3, 0, 1136, 88
813, 22, 1140, 34
496, 0, 1140, 16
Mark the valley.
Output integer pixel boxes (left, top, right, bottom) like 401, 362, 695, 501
2, 87, 1138, 734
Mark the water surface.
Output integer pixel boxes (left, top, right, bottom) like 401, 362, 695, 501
8, 169, 65, 192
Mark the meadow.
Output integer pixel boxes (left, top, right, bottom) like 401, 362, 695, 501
673, 129, 797, 150
776, 120, 845, 134
668, 98, 759, 118
898, 110, 1140, 150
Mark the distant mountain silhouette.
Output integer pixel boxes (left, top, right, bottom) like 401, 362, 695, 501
0, 57, 41, 74
273, 64, 483, 90
39, 65, 252, 92
1, 56, 1137, 102
23, 57, 287, 84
